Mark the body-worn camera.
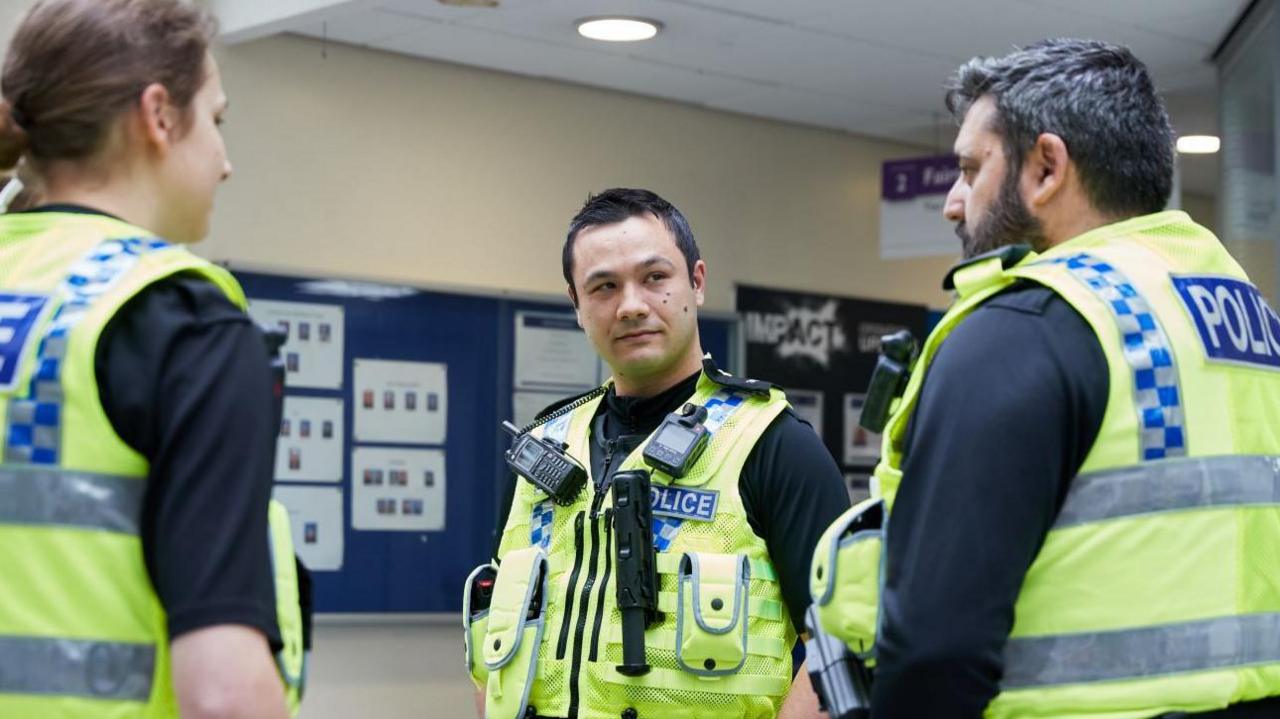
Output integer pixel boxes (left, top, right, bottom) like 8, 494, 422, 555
642, 404, 710, 478
502, 421, 588, 505
859, 330, 917, 434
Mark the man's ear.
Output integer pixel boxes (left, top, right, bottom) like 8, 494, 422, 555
691, 259, 707, 307
136, 82, 177, 152
1022, 132, 1070, 209
568, 286, 581, 325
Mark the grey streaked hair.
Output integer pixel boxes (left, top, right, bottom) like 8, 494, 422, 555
945, 38, 1174, 217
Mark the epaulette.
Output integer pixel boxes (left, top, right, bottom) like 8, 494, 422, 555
701, 355, 773, 396
942, 244, 1033, 291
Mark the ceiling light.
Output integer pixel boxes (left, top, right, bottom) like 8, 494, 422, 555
576, 17, 661, 42
1176, 135, 1220, 154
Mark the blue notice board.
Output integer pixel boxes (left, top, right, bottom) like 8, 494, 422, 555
233, 269, 736, 614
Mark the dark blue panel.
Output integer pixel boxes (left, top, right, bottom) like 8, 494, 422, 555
235, 273, 733, 614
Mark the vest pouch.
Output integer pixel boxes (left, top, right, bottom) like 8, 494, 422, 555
810, 497, 884, 657
483, 547, 548, 719
463, 562, 498, 690
675, 552, 751, 677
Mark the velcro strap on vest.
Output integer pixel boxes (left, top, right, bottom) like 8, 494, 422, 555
605, 621, 788, 659
596, 664, 791, 697
657, 591, 784, 623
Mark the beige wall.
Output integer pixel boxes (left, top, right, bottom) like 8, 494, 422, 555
203, 34, 957, 311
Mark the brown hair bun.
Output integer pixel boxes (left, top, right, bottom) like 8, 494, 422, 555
0, 101, 29, 170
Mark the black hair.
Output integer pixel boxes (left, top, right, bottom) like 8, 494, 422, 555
562, 188, 699, 306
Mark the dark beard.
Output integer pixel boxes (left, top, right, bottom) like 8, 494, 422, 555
954, 170, 1047, 259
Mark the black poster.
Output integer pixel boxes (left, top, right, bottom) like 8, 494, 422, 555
736, 284, 928, 478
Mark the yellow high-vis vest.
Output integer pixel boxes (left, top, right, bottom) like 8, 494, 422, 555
812, 211, 1280, 718
0, 211, 305, 717
468, 366, 797, 719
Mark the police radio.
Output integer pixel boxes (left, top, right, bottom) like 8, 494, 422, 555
502, 421, 588, 506
642, 403, 710, 479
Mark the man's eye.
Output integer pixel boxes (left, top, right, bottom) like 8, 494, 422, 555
647, 273, 666, 282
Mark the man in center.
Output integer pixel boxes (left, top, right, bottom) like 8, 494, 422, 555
473, 188, 848, 719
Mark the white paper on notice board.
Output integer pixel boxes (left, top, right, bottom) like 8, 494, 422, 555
351, 447, 446, 532
511, 390, 573, 429
514, 311, 602, 392
248, 299, 344, 390
273, 485, 344, 571
275, 396, 344, 483
352, 359, 447, 445
844, 393, 882, 465
786, 388, 824, 437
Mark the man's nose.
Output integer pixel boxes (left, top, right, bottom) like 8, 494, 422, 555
943, 176, 966, 223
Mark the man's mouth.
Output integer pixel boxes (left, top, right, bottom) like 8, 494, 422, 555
616, 329, 661, 342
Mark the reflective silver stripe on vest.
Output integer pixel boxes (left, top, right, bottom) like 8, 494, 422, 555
0, 634, 154, 700
0, 466, 144, 534
1003, 613, 1280, 689
1055, 455, 1280, 528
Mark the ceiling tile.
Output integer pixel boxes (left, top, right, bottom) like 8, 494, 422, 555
1138, 3, 1249, 45
377, 0, 553, 22
380, 17, 766, 106
707, 86, 904, 132
292, 8, 432, 46
651, 0, 851, 25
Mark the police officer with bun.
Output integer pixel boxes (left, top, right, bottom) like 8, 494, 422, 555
0, 1, 305, 716
809, 39, 1280, 718
467, 188, 849, 719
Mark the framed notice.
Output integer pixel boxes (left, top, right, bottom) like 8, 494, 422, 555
352, 359, 447, 445
248, 299, 344, 390
351, 447, 446, 532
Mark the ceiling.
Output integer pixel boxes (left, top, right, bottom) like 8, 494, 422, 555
213, 0, 1246, 195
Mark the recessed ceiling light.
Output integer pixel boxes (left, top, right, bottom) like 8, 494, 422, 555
1176, 135, 1220, 154
576, 17, 662, 42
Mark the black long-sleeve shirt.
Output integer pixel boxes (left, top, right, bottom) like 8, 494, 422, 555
871, 283, 1280, 718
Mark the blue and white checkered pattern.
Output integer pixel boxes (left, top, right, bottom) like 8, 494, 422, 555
543, 413, 572, 445
0, 294, 48, 390
529, 499, 555, 550
1046, 253, 1186, 461
652, 515, 685, 552
702, 391, 745, 433
4, 237, 168, 465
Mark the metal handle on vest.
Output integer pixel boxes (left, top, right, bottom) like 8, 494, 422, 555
859, 330, 917, 434
612, 469, 657, 676
804, 606, 872, 719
